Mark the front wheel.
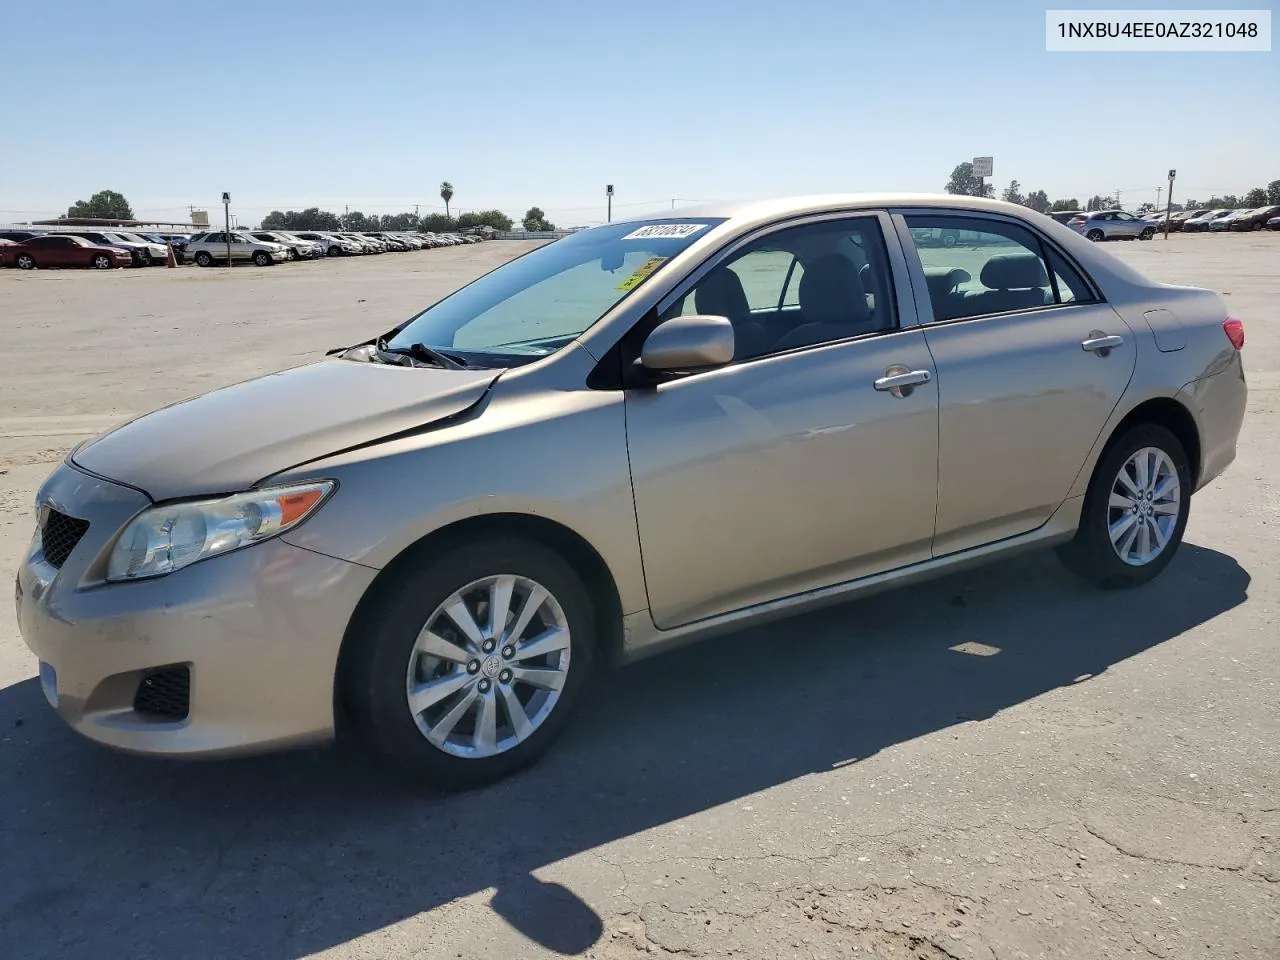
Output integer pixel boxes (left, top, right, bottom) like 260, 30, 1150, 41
1086, 229, 1104, 241
16, 254, 36, 269
194, 251, 213, 267
253, 251, 272, 266
342, 537, 596, 788
1056, 423, 1191, 589
1140, 227, 1154, 240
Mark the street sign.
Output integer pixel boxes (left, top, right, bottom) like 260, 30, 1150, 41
221, 192, 231, 204
1168, 169, 1177, 180
972, 156, 993, 178
606, 184, 614, 196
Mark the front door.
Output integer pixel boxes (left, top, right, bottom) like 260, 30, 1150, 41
899, 212, 1136, 555
625, 215, 940, 629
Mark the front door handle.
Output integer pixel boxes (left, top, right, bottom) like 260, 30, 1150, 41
874, 368, 931, 398
1081, 334, 1124, 355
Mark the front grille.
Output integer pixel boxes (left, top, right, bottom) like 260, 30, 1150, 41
133, 666, 191, 721
41, 509, 90, 568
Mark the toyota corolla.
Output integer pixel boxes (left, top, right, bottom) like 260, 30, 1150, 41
16, 194, 1246, 787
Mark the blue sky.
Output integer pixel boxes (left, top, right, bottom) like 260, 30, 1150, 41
1, 1, 1275, 227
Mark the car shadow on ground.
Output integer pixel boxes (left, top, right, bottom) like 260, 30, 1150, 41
0, 543, 1250, 959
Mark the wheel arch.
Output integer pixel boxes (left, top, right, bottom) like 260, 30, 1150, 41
333, 512, 627, 729
1088, 395, 1203, 493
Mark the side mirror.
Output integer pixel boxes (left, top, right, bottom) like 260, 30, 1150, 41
639, 315, 735, 372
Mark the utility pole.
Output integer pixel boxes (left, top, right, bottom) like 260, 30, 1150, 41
221, 192, 231, 267
1155, 186, 1162, 213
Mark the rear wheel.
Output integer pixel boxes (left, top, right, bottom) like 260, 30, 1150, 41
1056, 423, 1191, 589
137, 250, 152, 266
91, 254, 112, 269
194, 251, 213, 267
252, 250, 272, 267
16, 254, 36, 269
327, 245, 342, 256
1086, 229, 1104, 241
1140, 227, 1154, 240
342, 536, 596, 788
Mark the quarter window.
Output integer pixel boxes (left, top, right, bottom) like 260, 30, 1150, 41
665, 217, 898, 361
904, 215, 1095, 322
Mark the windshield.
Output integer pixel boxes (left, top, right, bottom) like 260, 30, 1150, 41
118, 233, 148, 243
386, 218, 725, 361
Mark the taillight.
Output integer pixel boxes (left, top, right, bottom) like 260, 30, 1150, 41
1223, 317, 1245, 350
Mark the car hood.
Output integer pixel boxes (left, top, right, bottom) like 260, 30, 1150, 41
71, 358, 501, 501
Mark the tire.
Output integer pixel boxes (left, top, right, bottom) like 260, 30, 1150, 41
1140, 227, 1154, 240
253, 251, 272, 267
286, 248, 297, 261
16, 254, 36, 270
137, 250, 152, 266
1056, 423, 1191, 589
1086, 229, 1104, 241
194, 251, 213, 267
342, 536, 597, 788
1253, 222, 1264, 231
327, 245, 342, 256
91, 254, 112, 269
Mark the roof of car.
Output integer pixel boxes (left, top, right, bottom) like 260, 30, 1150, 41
623, 193, 1041, 225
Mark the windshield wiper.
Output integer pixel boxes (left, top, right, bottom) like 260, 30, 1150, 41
375, 339, 470, 370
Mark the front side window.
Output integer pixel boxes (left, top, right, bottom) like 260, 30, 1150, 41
904, 215, 1096, 321
662, 217, 898, 361
386, 218, 726, 363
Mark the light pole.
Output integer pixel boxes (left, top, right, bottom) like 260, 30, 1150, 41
221, 192, 231, 267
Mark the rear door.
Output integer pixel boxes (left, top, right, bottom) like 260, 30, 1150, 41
29, 236, 73, 267
896, 210, 1136, 555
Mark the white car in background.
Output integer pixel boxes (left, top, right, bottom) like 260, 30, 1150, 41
295, 232, 363, 256
251, 231, 325, 260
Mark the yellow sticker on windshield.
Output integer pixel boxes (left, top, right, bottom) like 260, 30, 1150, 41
617, 256, 668, 291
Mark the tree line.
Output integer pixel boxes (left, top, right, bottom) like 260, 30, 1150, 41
946, 162, 1280, 216
258, 207, 516, 233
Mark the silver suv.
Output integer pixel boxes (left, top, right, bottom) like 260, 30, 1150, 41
186, 232, 290, 267
1066, 210, 1157, 241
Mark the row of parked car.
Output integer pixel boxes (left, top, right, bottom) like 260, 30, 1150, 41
1144, 205, 1280, 234
1044, 205, 1280, 241
0, 228, 485, 270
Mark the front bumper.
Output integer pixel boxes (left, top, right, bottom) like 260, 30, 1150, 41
16, 462, 377, 758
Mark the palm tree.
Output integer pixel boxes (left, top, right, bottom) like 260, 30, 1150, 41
439, 182, 454, 219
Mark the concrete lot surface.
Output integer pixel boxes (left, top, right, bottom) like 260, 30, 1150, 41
1, 233, 1277, 959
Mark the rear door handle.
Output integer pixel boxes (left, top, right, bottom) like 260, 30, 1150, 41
874, 369, 931, 398
1081, 334, 1124, 354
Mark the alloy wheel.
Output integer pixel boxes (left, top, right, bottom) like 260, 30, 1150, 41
405, 574, 572, 758
1107, 446, 1181, 566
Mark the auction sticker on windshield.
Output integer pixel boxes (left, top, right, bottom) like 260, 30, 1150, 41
617, 256, 668, 291
622, 223, 709, 240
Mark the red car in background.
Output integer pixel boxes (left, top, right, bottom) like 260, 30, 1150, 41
1, 234, 133, 270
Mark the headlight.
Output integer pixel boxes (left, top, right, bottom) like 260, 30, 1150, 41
107, 481, 334, 581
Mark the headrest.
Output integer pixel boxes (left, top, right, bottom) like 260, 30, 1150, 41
798, 254, 870, 325
980, 254, 1047, 290
695, 267, 750, 320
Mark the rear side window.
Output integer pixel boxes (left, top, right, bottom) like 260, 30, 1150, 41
904, 215, 1098, 321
